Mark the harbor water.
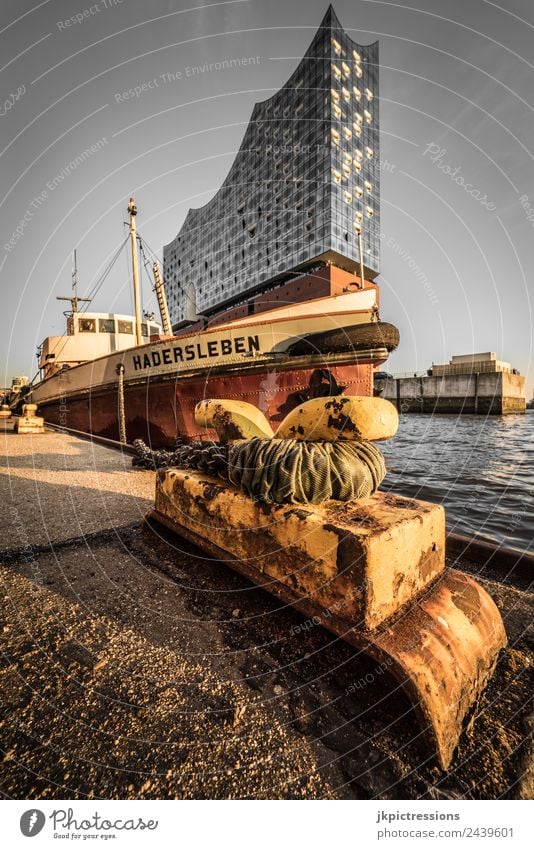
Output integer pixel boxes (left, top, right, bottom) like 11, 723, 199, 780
379, 410, 533, 552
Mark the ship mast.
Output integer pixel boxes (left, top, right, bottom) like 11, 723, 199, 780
128, 197, 143, 346
356, 225, 365, 290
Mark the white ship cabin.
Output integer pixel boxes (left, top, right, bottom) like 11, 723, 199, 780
39, 312, 163, 379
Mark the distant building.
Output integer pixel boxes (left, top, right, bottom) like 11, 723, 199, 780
376, 353, 526, 415
431, 352, 519, 378
164, 5, 380, 327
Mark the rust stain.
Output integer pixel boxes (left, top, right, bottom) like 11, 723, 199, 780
451, 582, 482, 624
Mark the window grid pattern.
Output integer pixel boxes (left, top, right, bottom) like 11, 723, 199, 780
164, 8, 380, 326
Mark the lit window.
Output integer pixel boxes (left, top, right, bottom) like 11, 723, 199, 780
343, 126, 352, 140
355, 65, 363, 78
331, 128, 340, 144
343, 164, 351, 178
343, 191, 353, 204
353, 50, 361, 63
353, 123, 362, 137
332, 63, 342, 80
355, 210, 363, 222
365, 180, 372, 192
331, 88, 340, 102
354, 148, 363, 160
366, 146, 374, 158
355, 112, 363, 125
332, 102, 342, 119
353, 86, 361, 101
356, 186, 363, 197
332, 168, 342, 184
343, 151, 352, 164
364, 109, 372, 123
332, 38, 342, 55
342, 61, 351, 77
354, 221, 362, 233
342, 86, 350, 101
365, 88, 373, 101
354, 161, 362, 173
366, 206, 374, 217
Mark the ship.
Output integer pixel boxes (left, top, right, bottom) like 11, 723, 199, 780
30, 7, 400, 446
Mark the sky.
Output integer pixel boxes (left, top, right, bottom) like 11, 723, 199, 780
1, 0, 533, 393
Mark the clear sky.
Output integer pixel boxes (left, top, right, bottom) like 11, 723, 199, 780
1, 0, 533, 393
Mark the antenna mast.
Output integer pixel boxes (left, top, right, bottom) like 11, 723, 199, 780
56, 250, 92, 313
128, 197, 143, 346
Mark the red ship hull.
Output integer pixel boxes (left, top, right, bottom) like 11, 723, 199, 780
39, 362, 373, 446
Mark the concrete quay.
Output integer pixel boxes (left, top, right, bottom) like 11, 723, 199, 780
0, 421, 532, 799
379, 371, 525, 415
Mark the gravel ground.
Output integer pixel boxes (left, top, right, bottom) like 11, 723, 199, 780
0, 424, 532, 799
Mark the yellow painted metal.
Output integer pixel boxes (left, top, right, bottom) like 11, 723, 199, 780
274, 395, 399, 441
151, 468, 507, 769
195, 399, 274, 441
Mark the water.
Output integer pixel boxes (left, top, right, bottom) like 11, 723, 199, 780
379, 410, 534, 552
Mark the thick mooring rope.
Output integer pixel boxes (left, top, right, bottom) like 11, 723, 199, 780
228, 438, 385, 503
133, 437, 386, 504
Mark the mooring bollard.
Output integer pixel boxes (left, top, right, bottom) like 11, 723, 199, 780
146, 395, 507, 770
14, 403, 45, 434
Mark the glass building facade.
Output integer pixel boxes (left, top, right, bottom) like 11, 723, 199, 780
164, 6, 380, 327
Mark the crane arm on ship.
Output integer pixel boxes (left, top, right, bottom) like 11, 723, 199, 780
152, 260, 172, 336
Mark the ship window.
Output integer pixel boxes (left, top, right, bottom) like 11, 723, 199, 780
141, 323, 148, 337
99, 319, 115, 333
79, 318, 96, 333
118, 320, 133, 334
150, 325, 159, 335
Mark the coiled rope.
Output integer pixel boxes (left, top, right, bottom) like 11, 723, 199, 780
133, 436, 386, 504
